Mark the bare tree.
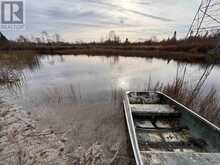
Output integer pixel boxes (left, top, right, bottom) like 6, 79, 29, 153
109, 31, 116, 41
17, 35, 28, 43
172, 31, 177, 41
35, 37, 42, 44
53, 33, 61, 43
151, 36, 158, 42
107, 31, 121, 43
41, 31, 49, 43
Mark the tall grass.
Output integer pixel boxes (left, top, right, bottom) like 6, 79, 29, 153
148, 65, 220, 127
0, 67, 20, 84
0, 52, 40, 70
0, 52, 40, 86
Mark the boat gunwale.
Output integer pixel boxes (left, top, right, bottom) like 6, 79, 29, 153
123, 100, 144, 165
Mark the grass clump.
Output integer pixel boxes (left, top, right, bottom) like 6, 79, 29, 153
0, 67, 21, 84
147, 65, 220, 127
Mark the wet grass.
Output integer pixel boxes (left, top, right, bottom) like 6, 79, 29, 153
0, 52, 40, 86
0, 52, 40, 70
0, 67, 21, 84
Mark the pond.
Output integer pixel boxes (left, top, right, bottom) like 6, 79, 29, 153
1, 55, 220, 164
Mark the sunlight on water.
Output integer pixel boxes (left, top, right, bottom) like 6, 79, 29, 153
117, 77, 130, 90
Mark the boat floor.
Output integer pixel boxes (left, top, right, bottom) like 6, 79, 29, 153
132, 104, 217, 164
135, 118, 209, 152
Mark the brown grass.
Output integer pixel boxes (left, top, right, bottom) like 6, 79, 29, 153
0, 67, 20, 84
0, 52, 40, 85
0, 44, 208, 63
2, 32, 220, 63
148, 65, 220, 127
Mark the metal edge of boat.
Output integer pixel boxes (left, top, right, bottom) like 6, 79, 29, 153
123, 101, 143, 165
123, 91, 220, 165
123, 91, 144, 165
157, 91, 220, 132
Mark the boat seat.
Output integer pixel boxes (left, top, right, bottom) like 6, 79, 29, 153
131, 104, 181, 117
136, 126, 189, 132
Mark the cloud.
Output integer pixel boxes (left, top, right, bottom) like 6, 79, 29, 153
85, 0, 172, 22
2, 0, 200, 42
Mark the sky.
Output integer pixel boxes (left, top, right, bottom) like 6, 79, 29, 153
2, 0, 201, 42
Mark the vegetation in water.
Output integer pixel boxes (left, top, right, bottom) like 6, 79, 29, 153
147, 65, 220, 127
0, 52, 40, 86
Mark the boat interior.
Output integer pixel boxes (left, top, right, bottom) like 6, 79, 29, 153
127, 92, 220, 154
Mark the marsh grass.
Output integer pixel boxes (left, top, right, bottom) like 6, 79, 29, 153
0, 52, 40, 87
0, 67, 21, 84
0, 52, 40, 70
148, 65, 220, 127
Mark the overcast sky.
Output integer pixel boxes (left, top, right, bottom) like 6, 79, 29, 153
2, 0, 201, 42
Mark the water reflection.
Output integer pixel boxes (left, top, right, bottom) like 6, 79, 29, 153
28, 84, 124, 108
1, 54, 220, 105
0, 57, 218, 107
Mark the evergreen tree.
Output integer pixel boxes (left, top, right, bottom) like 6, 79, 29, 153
0, 32, 8, 43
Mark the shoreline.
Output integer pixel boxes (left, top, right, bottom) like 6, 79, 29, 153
0, 100, 67, 164
0, 48, 208, 63
0, 99, 128, 165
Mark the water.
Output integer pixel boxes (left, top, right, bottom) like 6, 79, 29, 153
1, 55, 220, 163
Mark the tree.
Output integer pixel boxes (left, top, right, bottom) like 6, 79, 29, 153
100, 36, 104, 43
41, 31, 49, 43
125, 38, 130, 44
172, 31, 177, 41
0, 32, 8, 43
53, 33, 61, 43
151, 36, 158, 42
35, 37, 42, 44
107, 30, 121, 44
17, 35, 28, 43
109, 31, 116, 42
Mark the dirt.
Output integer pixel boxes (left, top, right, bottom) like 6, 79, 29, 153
0, 99, 133, 165
0, 101, 66, 165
